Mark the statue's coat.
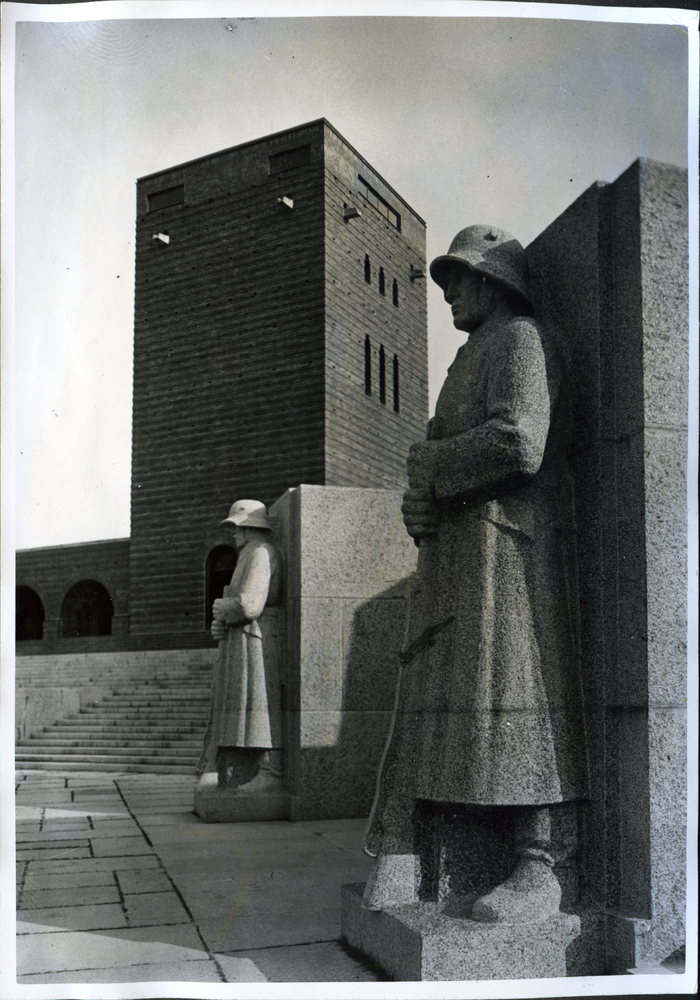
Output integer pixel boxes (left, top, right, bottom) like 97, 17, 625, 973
366, 309, 587, 854
198, 538, 282, 773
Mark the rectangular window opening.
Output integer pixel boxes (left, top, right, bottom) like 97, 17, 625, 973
358, 176, 401, 231
269, 145, 311, 174
393, 355, 400, 412
148, 185, 184, 212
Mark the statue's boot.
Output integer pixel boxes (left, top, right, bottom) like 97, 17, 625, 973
196, 771, 219, 790
361, 852, 420, 911
234, 749, 283, 795
470, 854, 561, 923
471, 806, 561, 924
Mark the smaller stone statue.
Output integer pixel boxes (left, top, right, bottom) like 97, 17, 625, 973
196, 500, 283, 795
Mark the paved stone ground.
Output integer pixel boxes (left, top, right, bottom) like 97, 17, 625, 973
15, 770, 386, 985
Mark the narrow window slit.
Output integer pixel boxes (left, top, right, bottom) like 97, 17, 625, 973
392, 279, 399, 307
365, 336, 372, 395
364, 255, 371, 283
393, 354, 400, 412
379, 345, 386, 404
379, 268, 385, 296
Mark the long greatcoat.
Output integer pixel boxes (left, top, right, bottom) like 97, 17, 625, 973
365, 307, 587, 854
197, 537, 282, 774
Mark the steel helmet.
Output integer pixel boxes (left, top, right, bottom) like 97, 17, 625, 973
222, 499, 272, 530
430, 225, 532, 307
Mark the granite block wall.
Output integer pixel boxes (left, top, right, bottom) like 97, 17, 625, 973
271, 485, 418, 820
527, 157, 688, 971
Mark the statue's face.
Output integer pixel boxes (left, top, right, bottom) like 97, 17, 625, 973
442, 264, 488, 332
232, 526, 248, 551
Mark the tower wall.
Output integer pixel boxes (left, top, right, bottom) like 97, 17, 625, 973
323, 127, 428, 487
129, 120, 428, 636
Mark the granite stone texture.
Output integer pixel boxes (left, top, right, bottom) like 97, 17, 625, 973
344, 159, 688, 981
526, 157, 688, 971
360, 226, 588, 955
15, 687, 81, 741
341, 883, 580, 981
271, 485, 417, 821
193, 785, 291, 823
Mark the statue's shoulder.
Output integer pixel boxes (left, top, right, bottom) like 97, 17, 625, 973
488, 314, 543, 362
505, 313, 542, 342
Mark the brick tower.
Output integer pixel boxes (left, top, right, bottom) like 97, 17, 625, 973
129, 119, 428, 636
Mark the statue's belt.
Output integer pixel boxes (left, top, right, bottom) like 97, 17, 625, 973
399, 616, 454, 665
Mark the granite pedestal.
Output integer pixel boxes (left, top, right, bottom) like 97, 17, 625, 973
193, 785, 291, 823
341, 883, 580, 981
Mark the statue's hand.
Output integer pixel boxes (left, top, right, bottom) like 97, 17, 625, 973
402, 488, 439, 539
211, 619, 228, 642
407, 441, 437, 490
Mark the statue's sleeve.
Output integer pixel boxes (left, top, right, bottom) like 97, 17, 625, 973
433, 319, 550, 502
219, 545, 272, 626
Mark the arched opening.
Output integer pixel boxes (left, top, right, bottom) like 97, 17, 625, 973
60, 580, 113, 638
205, 545, 238, 628
16, 586, 45, 641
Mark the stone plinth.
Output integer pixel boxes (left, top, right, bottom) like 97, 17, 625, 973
341, 883, 580, 981
193, 786, 291, 823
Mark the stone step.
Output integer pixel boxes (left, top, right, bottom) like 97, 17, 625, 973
38, 722, 205, 735
17, 650, 214, 774
15, 749, 199, 766
76, 707, 209, 719
16, 745, 201, 762
19, 736, 203, 749
15, 760, 196, 775
93, 695, 212, 705
50, 722, 206, 735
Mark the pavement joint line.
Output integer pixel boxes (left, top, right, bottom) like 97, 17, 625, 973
17, 919, 196, 935
16, 860, 28, 909
19, 957, 211, 976
223, 936, 340, 954
113, 870, 129, 922
113, 777, 228, 984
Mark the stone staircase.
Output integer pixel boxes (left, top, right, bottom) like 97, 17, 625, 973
15, 652, 214, 775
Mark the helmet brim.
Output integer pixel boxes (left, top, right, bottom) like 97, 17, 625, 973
429, 253, 533, 308
221, 516, 271, 530
429, 255, 475, 290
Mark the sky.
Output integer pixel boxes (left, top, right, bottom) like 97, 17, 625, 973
5, 1, 693, 550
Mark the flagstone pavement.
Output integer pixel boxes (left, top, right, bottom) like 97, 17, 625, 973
14, 770, 385, 985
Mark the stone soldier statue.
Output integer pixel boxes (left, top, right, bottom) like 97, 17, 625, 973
363, 226, 587, 923
196, 500, 284, 794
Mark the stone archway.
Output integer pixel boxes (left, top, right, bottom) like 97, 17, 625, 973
60, 579, 114, 638
204, 545, 237, 628
16, 586, 45, 641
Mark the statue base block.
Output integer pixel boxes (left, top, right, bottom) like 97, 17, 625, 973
341, 882, 580, 981
194, 786, 291, 823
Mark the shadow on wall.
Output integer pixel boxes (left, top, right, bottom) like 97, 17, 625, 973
295, 579, 409, 822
